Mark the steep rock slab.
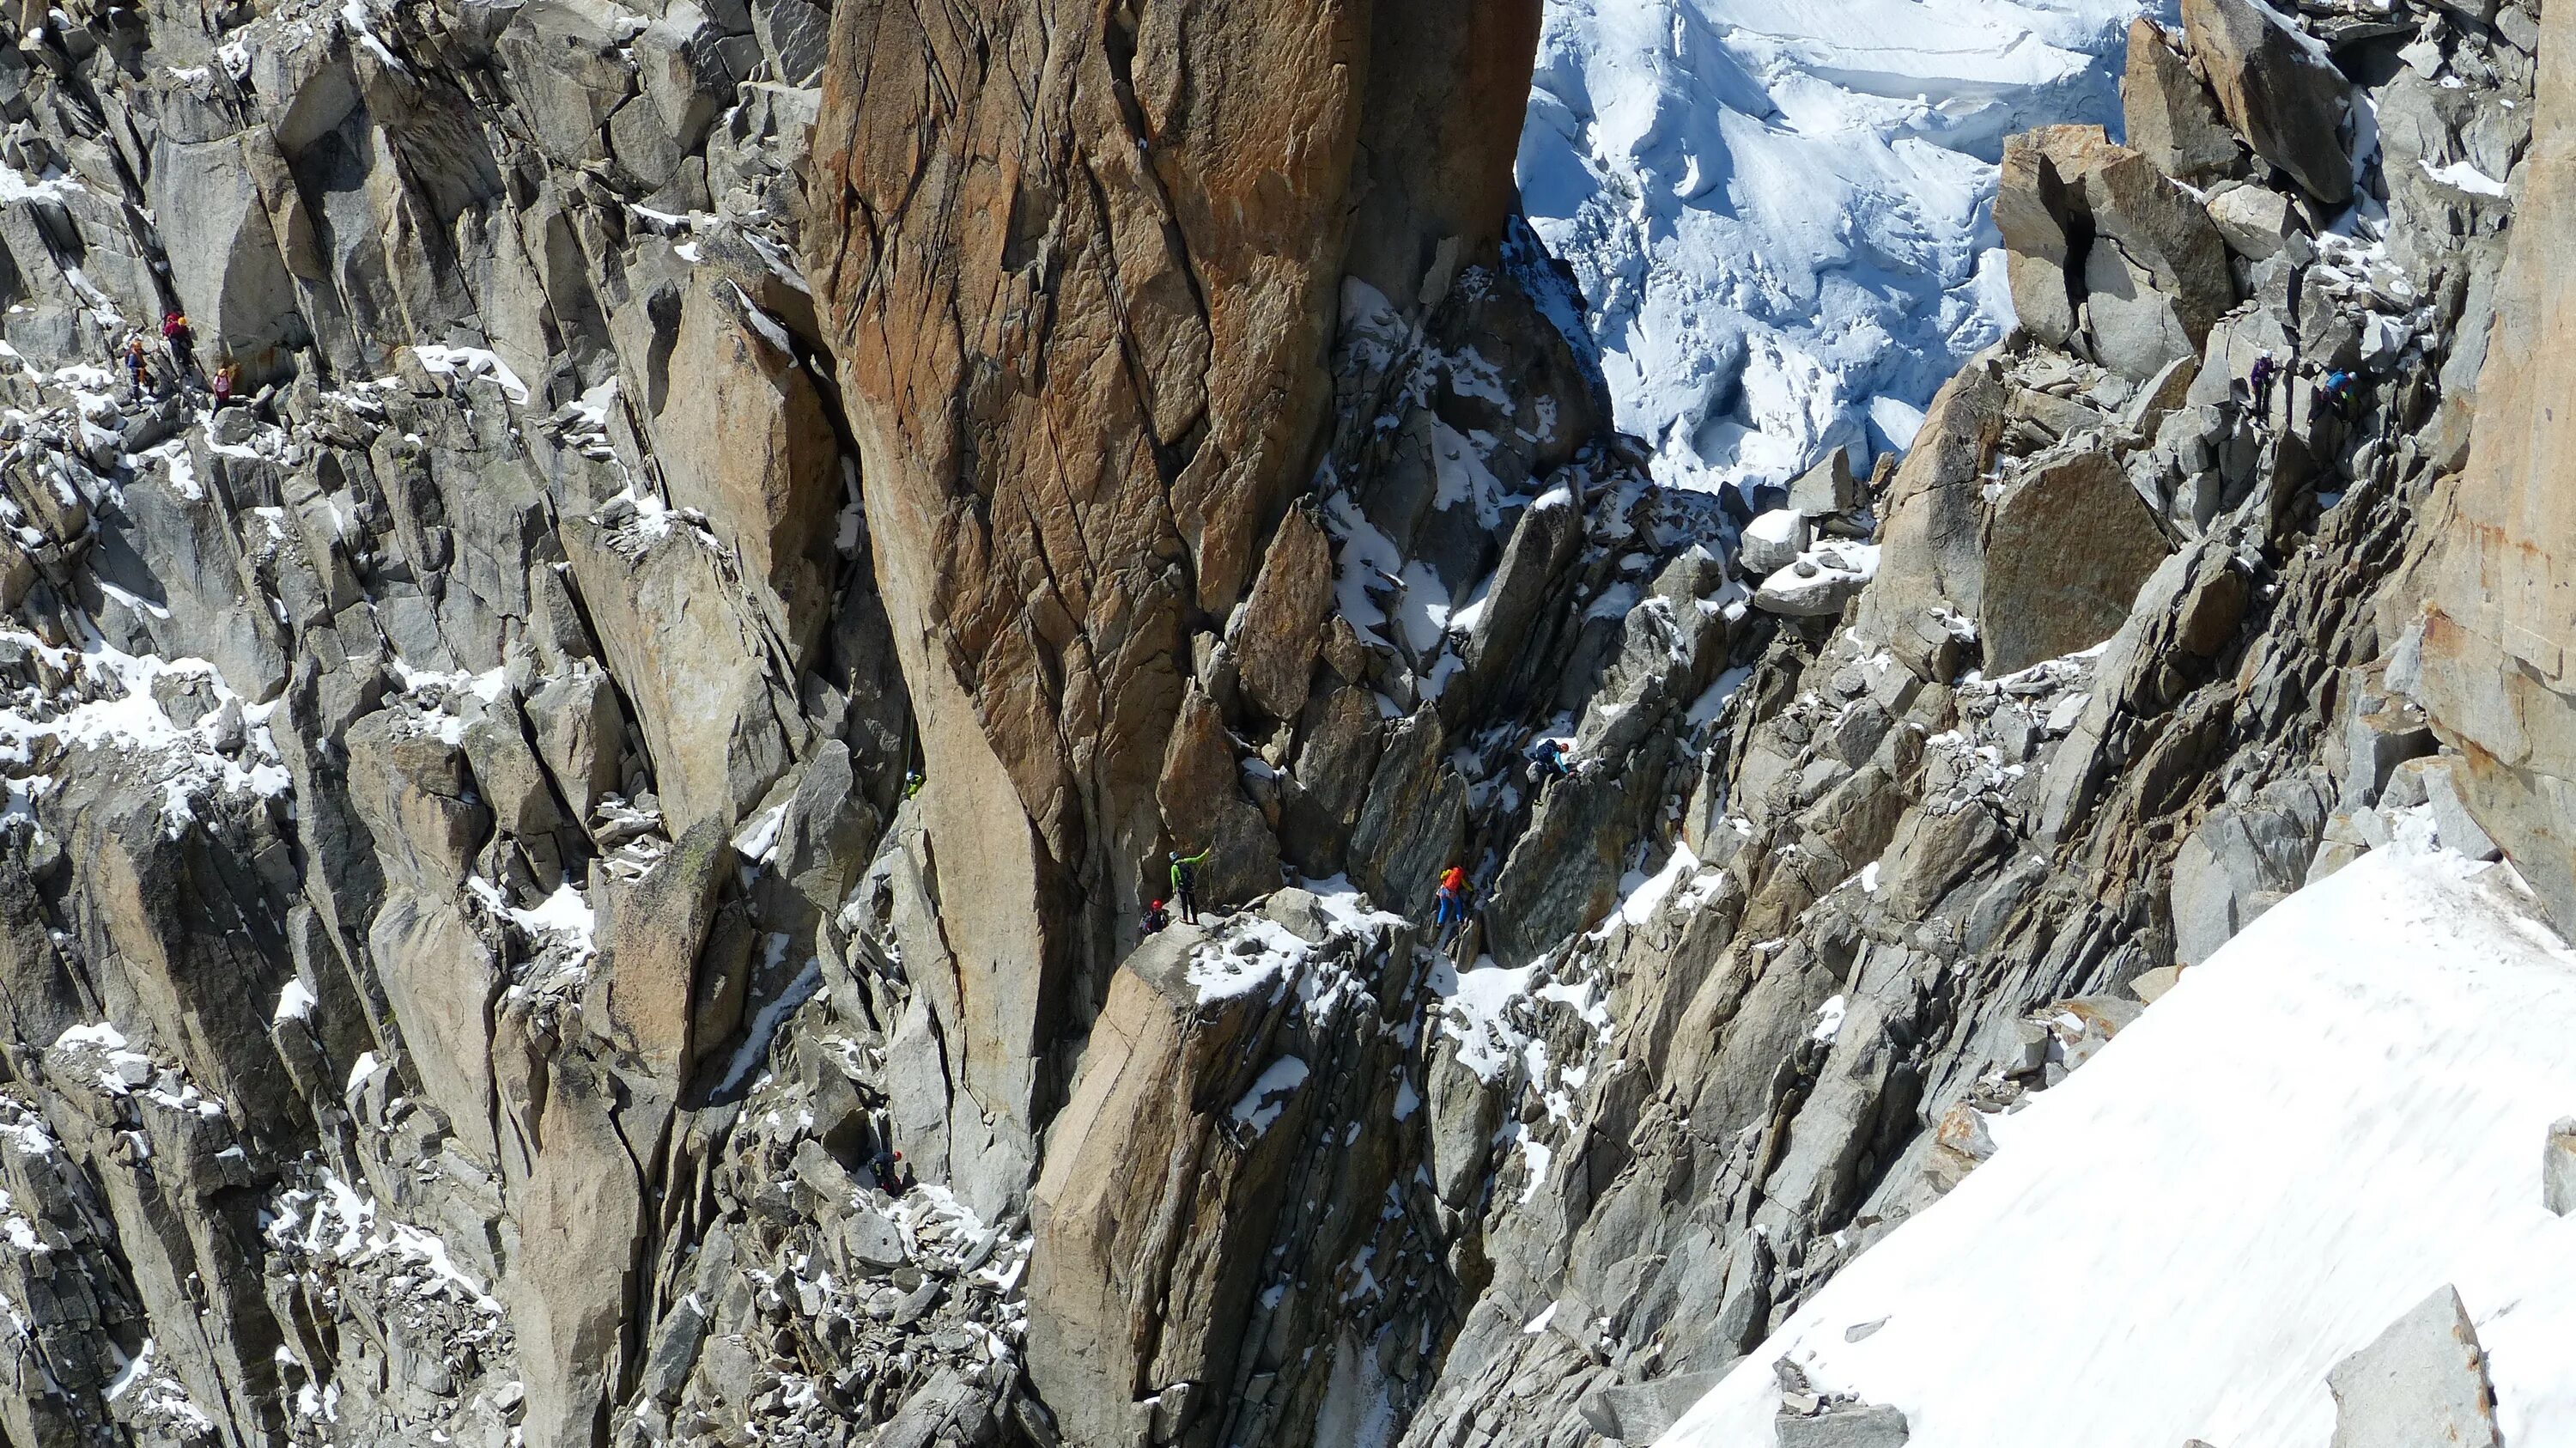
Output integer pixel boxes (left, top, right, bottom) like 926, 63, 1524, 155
1029, 908, 1423, 1448
1980, 447, 2170, 674
2182, 0, 2353, 204
2415, 0, 2576, 934
648, 273, 844, 666
1855, 355, 2006, 676
805, 0, 1535, 1173
2122, 18, 2242, 186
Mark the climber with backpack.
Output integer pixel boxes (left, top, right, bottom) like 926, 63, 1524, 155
1526, 737, 1570, 785
1433, 864, 1470, 951
161, 311, 196, 378
866, 1147, 909, 1197
1142, 898, 1170, 935
119, 332, 149, 400
2321, 368, 2359, 419
1169, 846, 1209, 925
2247, 352, 2278, 422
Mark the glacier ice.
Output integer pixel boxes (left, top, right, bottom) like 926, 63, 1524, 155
1521, 0, 2159, 494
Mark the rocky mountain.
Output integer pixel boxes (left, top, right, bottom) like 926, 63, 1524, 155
0, 0, 2560, 1445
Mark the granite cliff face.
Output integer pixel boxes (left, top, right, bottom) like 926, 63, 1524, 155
2411, 0, 2576, 934
0, 0, 2560, 1445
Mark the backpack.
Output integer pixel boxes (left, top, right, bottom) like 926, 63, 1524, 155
1173, 858, 1196, 892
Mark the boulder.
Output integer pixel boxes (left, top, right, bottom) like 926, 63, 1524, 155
1789, 448, 1863, 516
2170, 785, 2328, 964
1155, 687, 1285, 910
632, 0, 730, 151
2338, 706, 2434, 812
2122, 18, 2244, 183
151, 132, 309, 373
1858, 356, 2007, 677
1349, 710, 1467, 916
2325, 1285, 2500, 1448
652, 274, 844, 663
2084, 238, 2200, 380
1026, 930, 1297, 1448
560, 505, 797, 837
2080, 146, 2238, 362
525, 660, 627, 828
495, 0, 638, 168
1579, 1371, 1729, 1444
1979, 447, 2170, 674
1996, 129, 2086, 347
2182, 0, 2354, 204
2206, 183, 2305, 261
1742, 508, 1811, 575
1753, 544, 1875, 619
750, 0, 829, 86
1877, 803, 2003, 919
1777, 1401, 1911, 1447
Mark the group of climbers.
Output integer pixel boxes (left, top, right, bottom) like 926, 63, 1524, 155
1140, 845, 1209, 935
2243, 350, 2362, 429
1135, 736, 1576, 946
115, 312, 241, 408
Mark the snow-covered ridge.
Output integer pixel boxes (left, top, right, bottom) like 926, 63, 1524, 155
1662, 847, 2576, 1445
1522, 0, 2153, 493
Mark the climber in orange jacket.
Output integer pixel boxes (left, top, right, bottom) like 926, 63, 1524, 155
1433, 865, 1469, 950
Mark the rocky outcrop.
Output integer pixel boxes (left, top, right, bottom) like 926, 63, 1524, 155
2325, 1286, 2501, 1448
2122, 17, 2245, 186
1994, 122, 2235, 379
0, 0, 2554, 1445
2182, 0, 2355, 204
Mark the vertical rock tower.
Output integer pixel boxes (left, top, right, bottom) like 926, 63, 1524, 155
2413, 0, 2576, 929
803, 0, 1540, 1206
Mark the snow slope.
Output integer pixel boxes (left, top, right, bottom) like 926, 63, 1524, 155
1661, 846, 2576, 1446
1521, 0, 2154, 493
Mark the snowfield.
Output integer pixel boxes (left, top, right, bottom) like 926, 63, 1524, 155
1522, 0, 2153, 493
1661, 846, 2576, 1446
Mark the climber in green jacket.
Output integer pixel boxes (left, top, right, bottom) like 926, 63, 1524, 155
1169, 847, 1210, 925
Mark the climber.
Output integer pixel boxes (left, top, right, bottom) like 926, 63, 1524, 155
1169, 845, 1209, 925
1142, 898, 1170, 935
2247, 352, 2278, 421
866, 1147, 909, 1197
119, 332, 149, 399
210, 361, 239, 409
2321, 368, 2359, 419
1432, 863, 1469, 950
160, 311, 195, 378
1526, 737, 1570, 785
902, 769, 923, 800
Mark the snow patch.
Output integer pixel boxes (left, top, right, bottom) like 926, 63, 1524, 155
1663, 850, 2576, 1446
1229, 1056, 1311, 1135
